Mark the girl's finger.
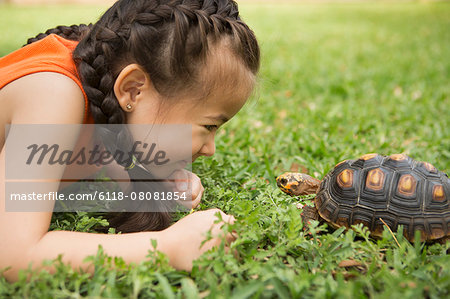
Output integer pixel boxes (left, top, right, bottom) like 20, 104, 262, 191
173, 169, 188, 191
225, 231, 237, 244
225, 214, 236, 225
190, 186, 203, 208
223, 215, 237, 244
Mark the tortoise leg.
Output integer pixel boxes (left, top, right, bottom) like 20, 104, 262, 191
301, 205, 320, 225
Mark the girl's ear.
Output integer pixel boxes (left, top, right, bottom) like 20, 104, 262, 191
114, 64, 152, 112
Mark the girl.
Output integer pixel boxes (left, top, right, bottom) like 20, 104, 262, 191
0, 0, 260, 281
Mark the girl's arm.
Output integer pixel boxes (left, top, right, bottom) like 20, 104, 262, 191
0, 73, 233, 281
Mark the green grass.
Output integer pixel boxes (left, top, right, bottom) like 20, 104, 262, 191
1, 1, 450, 298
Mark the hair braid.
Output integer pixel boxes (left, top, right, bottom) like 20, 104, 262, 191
24, 24, 92, 46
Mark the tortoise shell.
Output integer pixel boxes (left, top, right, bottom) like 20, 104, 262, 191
317, 153, 450, 242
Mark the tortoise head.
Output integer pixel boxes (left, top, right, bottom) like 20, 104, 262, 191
276, 172, 321, 196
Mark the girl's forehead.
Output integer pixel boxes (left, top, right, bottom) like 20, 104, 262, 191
199, 42, 256, 101
175, 69, 252, 121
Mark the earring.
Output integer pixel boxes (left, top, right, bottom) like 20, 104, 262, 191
126, 103, 132, 110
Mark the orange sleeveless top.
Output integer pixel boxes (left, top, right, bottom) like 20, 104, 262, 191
0, 34, 92, 124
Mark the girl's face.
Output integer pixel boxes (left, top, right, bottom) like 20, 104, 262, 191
115, 54, 255, 178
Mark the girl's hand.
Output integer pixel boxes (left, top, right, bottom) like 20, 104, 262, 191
162, 209, 235, 271
169, 169, 204, 209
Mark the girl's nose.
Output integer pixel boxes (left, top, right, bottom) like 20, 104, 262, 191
199, 136, 216, 157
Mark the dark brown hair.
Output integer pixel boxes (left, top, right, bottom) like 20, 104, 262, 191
26, 0, 260, 232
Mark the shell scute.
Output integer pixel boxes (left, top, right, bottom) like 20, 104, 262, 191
358, 167, 391, 210
432, 184, 445, 202
422, 162, 437, 173
365, 168, 386, 192
351, 153, 383, 169
352, 218, 372, 230
425, 181, 449, 211
382, 153, 413, 170
431, 226, 445, 240
397, 174, 417, 198
389, 153, 408, 161
415, 161, 441, 178
318, 205, 334, 223
351, 207, 376, 230
389, 172, 423, 215
335, 216, 350, 228
360, 153, 378, 161
326, 163, 359, 207
337, 169, 354, 189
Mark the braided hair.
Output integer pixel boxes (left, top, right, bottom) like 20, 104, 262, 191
25, 0, 260, 232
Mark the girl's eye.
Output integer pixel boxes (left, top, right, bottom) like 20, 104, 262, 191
204, 125, 218, 132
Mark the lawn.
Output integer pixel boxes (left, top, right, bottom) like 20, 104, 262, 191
1, 1, 449, 298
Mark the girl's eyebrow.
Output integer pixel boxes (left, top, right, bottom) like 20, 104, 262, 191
206, 114, 229, 123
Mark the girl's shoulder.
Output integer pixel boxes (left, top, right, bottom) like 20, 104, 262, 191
0, 34, 89, 124
0, 34, 80, 90
2, 72, 86, 125
0, 72, 86, 152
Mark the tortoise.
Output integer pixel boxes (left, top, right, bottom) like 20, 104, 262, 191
276, 153, 450, 242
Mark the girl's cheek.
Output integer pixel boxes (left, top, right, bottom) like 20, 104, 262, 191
191, 128, 210, 156
191, 136, 203, 154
